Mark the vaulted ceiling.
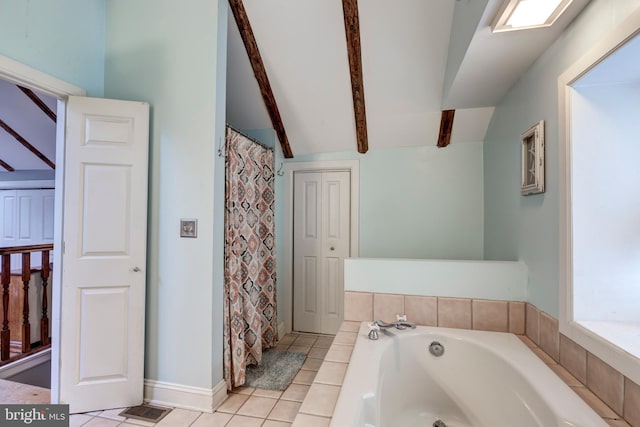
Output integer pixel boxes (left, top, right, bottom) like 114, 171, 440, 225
0, 78, 56, 172
226, 0, 591, 157
0, 0, 593, 173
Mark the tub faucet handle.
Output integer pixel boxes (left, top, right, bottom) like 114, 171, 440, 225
393, 314, 416, 330
368, 322, 380, 340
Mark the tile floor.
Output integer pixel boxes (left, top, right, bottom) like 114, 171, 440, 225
20, 322, 631, 427
0, 378, 50, 404
70, 332, 332, 427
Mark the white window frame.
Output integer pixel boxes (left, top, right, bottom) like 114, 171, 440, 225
558, 8, 640, 386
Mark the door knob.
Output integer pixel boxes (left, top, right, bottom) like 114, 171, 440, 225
133, 266, 142, 272
330, 247, 335, 251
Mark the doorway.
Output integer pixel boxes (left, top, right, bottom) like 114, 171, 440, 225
0, 56, 85, 396
282, 160, 359, 335
0, 76, 57, 386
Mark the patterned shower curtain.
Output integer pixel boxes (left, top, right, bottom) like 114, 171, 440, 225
223, 127, 278, 390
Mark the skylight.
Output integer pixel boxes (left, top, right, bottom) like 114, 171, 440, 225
492, 0, 574, 32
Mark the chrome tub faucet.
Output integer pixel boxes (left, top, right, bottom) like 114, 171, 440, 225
368, 315, 416, 340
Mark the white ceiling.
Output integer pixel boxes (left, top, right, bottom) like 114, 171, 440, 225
227, 0, 592, 157
0, 0, 596, 172
0, 78, 56, 171
443, 0, 592, 108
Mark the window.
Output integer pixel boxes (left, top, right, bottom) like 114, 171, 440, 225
559, 21, 640, 386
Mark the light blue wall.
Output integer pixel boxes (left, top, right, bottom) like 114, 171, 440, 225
105, 0, 225, 389
483, 0, 640, 317
243, 129, 277, 149
236, 137, 483, 331
289, 142, 484, 261
0, 0, 105, 97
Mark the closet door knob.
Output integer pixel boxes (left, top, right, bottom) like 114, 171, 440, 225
133, 266, 142, 272
330, 247, 335, 251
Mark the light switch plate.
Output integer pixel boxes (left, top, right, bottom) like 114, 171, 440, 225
180, 218, 197, 238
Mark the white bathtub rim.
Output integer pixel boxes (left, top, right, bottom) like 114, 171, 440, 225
330, 323, 608, 427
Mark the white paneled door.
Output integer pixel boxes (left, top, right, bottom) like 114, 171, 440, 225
293, 171, 350, 334
57, 96, 149, 413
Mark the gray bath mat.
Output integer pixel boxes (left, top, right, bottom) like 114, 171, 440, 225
244, 350, 306, 390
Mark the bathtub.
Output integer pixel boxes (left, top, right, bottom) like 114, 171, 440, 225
331, 323, 607, 427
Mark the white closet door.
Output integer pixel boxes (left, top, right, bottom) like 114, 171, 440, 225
293, 171, 350, 334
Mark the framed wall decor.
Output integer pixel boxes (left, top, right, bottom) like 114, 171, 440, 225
521, 120, 545, 195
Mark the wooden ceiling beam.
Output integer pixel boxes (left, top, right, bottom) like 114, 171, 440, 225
0, 118, 55, 169
0, 159, 14, 172
342, 0, 368, 154
228, 0, 294, 159
437, 109, 455, 148
17, 85, 57, 123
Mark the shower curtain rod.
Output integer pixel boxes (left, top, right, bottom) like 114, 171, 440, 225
225, 124, 274, 151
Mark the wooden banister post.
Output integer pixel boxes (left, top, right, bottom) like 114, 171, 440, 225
1, 254, 10, 360
0, 244, 53, 363
40, 251, 50, 346
21, 253, 31, 353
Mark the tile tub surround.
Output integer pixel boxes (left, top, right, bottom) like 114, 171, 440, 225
344, 290, 526, 334
525, 303, 640, 427
343, 291, 639, 427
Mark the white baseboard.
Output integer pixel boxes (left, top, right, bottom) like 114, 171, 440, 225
278, 321, 286, 339
0, 348, 51, 378
144, 379, 227, 413
211, 380, 228, 410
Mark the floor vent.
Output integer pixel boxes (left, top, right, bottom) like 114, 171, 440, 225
119, 404, 172, 422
